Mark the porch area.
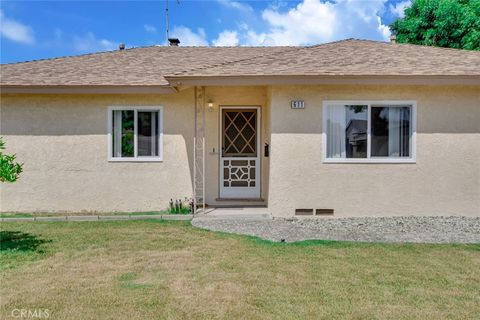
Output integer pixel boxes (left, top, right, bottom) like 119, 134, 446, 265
191, 86, 271, 214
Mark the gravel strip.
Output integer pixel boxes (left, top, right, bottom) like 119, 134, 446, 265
192, 216, 480, 243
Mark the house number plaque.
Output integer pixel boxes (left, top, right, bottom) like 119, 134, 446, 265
291, 100, 305, 109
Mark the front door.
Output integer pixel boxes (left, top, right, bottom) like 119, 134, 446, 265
220, 107, 260, 198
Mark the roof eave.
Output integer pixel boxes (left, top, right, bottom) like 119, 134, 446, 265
165, 75, 480, 86
0, 85, 177, 94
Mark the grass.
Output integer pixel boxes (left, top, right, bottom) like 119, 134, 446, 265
0, 221, 479, 320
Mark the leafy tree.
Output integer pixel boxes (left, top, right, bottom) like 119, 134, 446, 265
390, 0, 480, 50
0, 137, 23, 182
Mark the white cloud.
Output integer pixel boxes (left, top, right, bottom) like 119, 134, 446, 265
244, 30, 268, 46
259, 0, 337, 45
213, 30, 239, 46
377, 16, 391, 41
390, 0, 411, 18
216, 0, 253, 12
144, 24, 157, 33
224, 0, 392, 46
0, 10, 35, 44
73, 32, 117, 52
170, 26, 208, 46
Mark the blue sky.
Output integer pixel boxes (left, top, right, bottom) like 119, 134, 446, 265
0, 0, 411, 63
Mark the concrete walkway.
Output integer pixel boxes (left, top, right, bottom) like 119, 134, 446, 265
1, 214, 193, 222
1, 207, 271, 223
193, 207, 272, 221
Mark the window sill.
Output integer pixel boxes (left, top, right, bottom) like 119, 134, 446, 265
323, 158, 416, 164
108, 157, 163, 163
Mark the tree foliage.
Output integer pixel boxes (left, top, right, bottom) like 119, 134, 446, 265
390, 0, 480, 50
0, 137, 23, 183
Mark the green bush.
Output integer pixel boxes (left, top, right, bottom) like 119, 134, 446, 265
0, 137, 23, 183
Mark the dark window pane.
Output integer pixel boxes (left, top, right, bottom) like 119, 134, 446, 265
231, 181, 248, 187
371, 107, 388, 157
137, 111, 159, 157
112, 110, 134, 157
231, 160, 248, 166
371, 106, 410, 157
345, 105, 367, 158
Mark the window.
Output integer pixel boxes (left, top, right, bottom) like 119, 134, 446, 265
108, 107, 163, 161
323, 101, 416, 163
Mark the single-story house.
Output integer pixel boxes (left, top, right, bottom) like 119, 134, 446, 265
1, 39, 479, 217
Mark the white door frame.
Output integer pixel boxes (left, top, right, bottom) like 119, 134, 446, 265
219, 106, 261, 199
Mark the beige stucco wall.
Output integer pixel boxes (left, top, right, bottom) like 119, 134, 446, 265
268, 85, 480, 217
0, 86, 269, 213
1, 84, 479, 216
0, 91, 195, 213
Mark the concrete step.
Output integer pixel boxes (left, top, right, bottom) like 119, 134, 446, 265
193, 208, 272, 221
194, 213, 272, 221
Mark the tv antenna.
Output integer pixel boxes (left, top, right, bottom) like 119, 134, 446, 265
166, 0, 180, 43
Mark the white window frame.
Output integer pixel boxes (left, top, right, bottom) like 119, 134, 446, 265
107, 106, 164, 162
322, 100, 416, 164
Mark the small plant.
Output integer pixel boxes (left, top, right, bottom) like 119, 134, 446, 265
168, 197, 193, 214
0, 137, 23, 183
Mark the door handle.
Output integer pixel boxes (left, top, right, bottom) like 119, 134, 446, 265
264, 143, 269, 157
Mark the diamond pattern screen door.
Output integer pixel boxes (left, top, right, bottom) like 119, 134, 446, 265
220, 107, 260, 198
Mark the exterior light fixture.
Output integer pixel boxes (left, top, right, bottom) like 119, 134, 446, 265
207, 100, 214, 112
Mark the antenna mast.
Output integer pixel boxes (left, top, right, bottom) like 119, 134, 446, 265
165, 0, 169, 43
166, 0, 180, 44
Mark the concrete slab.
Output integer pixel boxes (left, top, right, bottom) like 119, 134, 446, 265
128, 215, 163, 220
193, 207, 272, 221
98, 215, 130, 221
1, 217, 35, 222
1, 214, 193, 222
35, 216, 68, 221
194, 214, 272, 221
162, 214, 193, 220
66, 216, 99, 221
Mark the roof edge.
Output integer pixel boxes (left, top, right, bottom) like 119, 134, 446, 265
165, 75, 480, 86
0, 85, 177, 94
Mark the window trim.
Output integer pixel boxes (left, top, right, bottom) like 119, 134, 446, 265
322, 100, 417, 164
107, 106, 164, 162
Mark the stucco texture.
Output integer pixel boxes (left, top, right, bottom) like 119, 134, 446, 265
0, 91, 194, 213
268, 85, 480, 217
0, 86, 270, 213
1, 84, 479, 217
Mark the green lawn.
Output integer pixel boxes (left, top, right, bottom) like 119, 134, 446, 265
1, 221, 479, 319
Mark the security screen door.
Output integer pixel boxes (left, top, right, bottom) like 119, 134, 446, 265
220, 107, 260, 198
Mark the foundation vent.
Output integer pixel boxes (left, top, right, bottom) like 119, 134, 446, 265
295, 208, 314, 216
316, 209, 334, 216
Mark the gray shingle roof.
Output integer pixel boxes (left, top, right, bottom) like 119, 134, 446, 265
1, 39, 479, 87
171, 39, 480, 77
0, 46, 292, 86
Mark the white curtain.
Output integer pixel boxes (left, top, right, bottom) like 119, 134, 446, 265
388, 107, 409, 157
327, 105, 346, 158
113, 110, 123, 157
388, 107, 400, 157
